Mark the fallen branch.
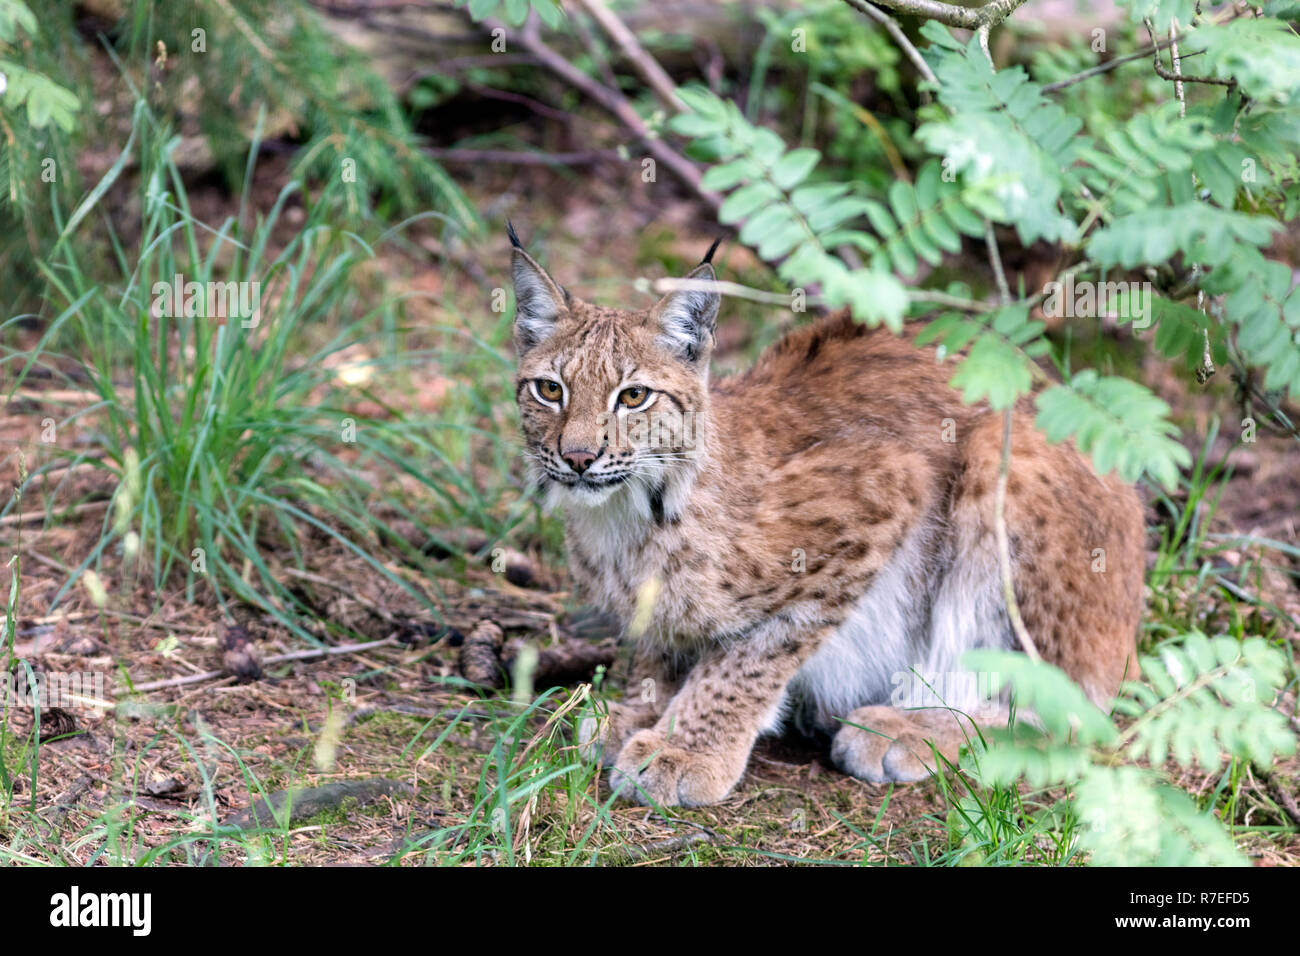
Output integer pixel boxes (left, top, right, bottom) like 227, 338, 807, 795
223, 778, 414, 830
647, 276, 803, 307
601, 828, 720, 863
0, 499, 110, 528
423, 147, 626, 166
117, 635, 401, 695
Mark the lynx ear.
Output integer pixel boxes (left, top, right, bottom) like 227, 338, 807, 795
509, 223, 567, 354
653, 261, 720, 364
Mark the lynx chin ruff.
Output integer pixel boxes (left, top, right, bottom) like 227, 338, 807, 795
510, 227, 1144, 807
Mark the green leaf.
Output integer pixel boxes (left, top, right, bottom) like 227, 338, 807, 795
719, 181, 780, 224
963, 650, 1118, 745
1198, 18, 1300, 104
1034, 371, 1190, 488
1087, 204, 1278, 270
949, 334, 1033, 410
771, 148, 820, 190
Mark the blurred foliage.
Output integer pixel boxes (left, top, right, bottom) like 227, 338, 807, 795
0, 0, 479, 318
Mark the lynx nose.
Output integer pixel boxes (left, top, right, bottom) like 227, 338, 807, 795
562, 449, 597, 475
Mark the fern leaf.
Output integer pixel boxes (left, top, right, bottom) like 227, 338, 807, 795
962, 650, 1117, 745
1034, 371, 1190, 489
916, 28, 1081, 243
1087, 203, 1278, 270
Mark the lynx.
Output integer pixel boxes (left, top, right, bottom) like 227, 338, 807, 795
509, 225, 1145, 807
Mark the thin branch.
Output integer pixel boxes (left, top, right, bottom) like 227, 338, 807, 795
984, 220, 1012, 305
1168, 16, 1218, 385
984, 219, 1041, 662
977, 22, 992, 66
1170, 17, 1188, 108
1145, 17, 1236, 91
565, 0, 622, 91
864, 0, 1029, 30
423, 147, 625, 166
1043, 39, 1174, 92
0, 499, 109, 528
484, 15, 721, 212
647, 276, 801, 306
460, 82, 580, 123
995, 410, 1042, 663
840, 0, 938, 98
910, 289, 997, 312
118, 636, 401, 696
573, 0, 683, 111
651, 278, 1003, 315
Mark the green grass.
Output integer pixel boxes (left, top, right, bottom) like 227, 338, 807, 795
1, 101, 536, 645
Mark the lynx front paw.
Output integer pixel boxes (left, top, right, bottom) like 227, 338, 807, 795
608, 729, 739, 807
831, 706, 970, 784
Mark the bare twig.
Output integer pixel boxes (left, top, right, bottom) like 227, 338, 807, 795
565, 0, 622, 91
484, 15, 720, 212
983, 219, 1041, 662
840, 0, 938, 98
604, 828, 720, 863
984, 220, 1012, 305
863, 0, 1029, 30
460, 82, 581, 123
647, 276, 803, 307
0, 499, 109, 528
1043, 39, 1178, 93
1048, 2, 1242, 94
1146, 17, 1236, 91
423, 147, 625, 166
117, 635, 401, 696
573, 0, 683, 110
650, 277, 1003, 315
1244, 380, 1300, 441
1166, 17, 1218, 385
995, 411, 1042, 662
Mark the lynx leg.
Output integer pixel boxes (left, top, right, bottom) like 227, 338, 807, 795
831, 705, 998, 783
609, 625, 827, 806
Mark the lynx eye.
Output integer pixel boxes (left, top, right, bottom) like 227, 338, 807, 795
618, 386, 651, 409
535, 379, 563, 403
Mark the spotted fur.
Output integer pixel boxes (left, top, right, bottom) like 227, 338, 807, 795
511, 238, 1145, 806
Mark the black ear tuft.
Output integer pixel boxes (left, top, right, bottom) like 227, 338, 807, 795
702, 236, 723, 265
507, 220, 523, 250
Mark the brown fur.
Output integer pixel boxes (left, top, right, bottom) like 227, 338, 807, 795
511, 243, 1144, 806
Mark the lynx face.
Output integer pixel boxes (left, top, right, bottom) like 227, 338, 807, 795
510, 229, 720, 513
